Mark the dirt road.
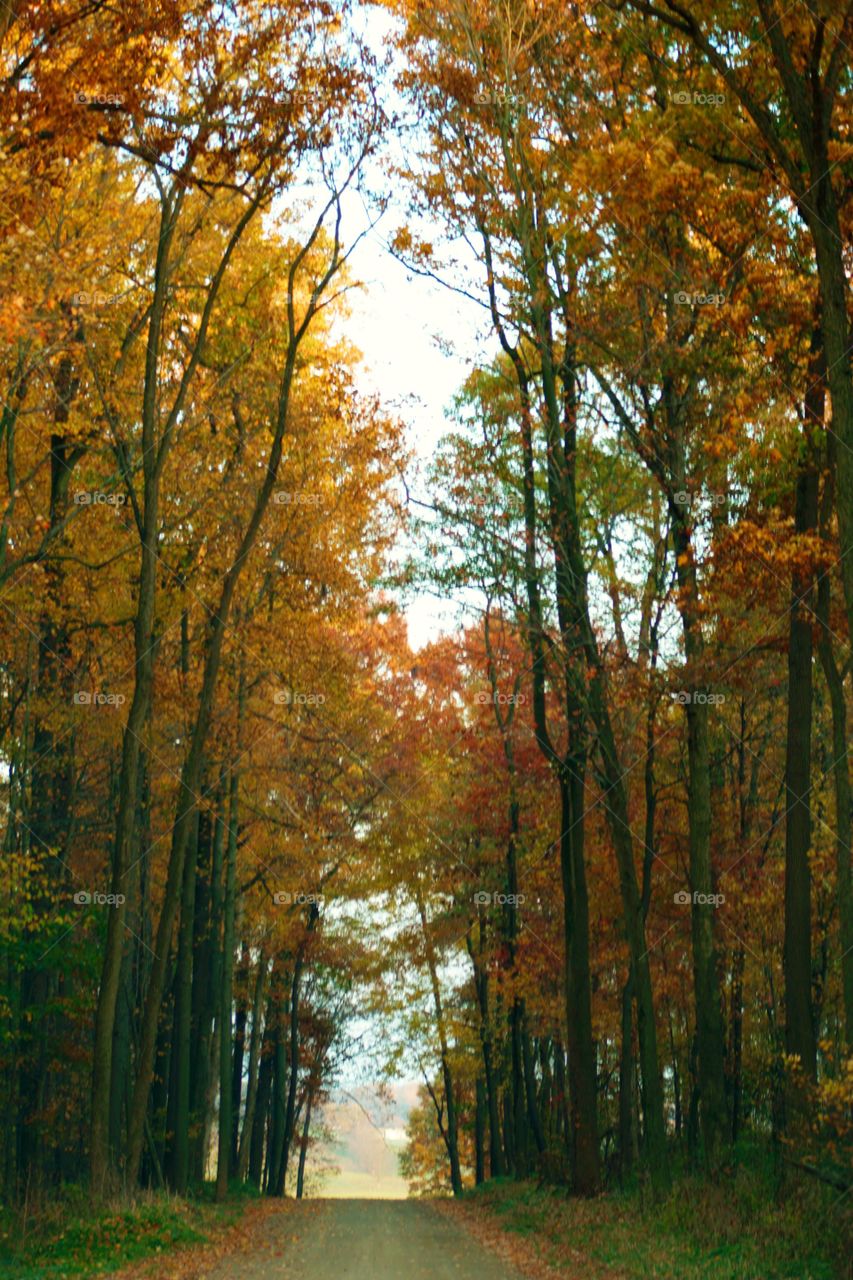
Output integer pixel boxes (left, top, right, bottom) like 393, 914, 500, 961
202, 1199, 527, 1279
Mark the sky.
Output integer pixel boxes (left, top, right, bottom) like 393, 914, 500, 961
317, 2, 492, 650
339, 190, 485, 647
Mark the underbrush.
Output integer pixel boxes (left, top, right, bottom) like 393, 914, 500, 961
0, 1184, 257, 1279
466, 1143, 851, 1279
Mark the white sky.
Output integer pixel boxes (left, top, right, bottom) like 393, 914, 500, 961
333, 3, 492, 649
340, 194, 485, 648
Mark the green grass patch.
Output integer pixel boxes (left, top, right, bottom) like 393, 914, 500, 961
466, 1146, 851, 1279
0, 1187, 248, 1279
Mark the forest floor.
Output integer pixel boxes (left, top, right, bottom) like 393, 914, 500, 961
449, 1171, 850, 1280
1, 1195, 544, 1280
3, 1158, 848, 1280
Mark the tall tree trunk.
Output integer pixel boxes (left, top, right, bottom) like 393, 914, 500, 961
18, 359, 78, 1193
249, 1007, 275, 1189
274, 950, 307, 1195
784, 422, 819, 1084
468, 924, 505, 1178
237, 950, 269, 1181
728, 947, 744, 1143
417, 892, 463, 1196
475, 1077, 486, 1185
619, 968, 635, 1182
559, 765, 600, 1196
230, 946, 250, 1171
170, 806, 201, 1191
191, 778, 226, 1180
296, 1085, 314, 1199
123, 214, 340, 1186
521, 1011, 545, 1157
510, 1000, 528, 1176
817, 436, 853, 1050
266, 968, 288, 1196
672, 517, 730, 1167
216, 759, 241, 1202
90, 183, 184, 1192
509, 350, 600, 1194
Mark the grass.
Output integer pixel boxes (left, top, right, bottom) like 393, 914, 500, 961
465, 1143, 852, 1279
0, 1184, 259, 1279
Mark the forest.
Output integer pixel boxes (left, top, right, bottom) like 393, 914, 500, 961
1, 2, 852, 1278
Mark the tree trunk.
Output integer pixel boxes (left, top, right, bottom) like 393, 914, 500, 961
784, 434, 819, 1083
817, 429, 853, 1050
170, 806, 201, 1191
216, 763, 240, 1201
672, 519, 730, 1168
618, 969, 634, 1182
19, 363, 78, 1193
230, 947, 250, 1171
475, 1077, 486, 1185
469, 927, 505, 1178
274, 953, 306, 1195
296, 1086, 314, 1199
90, 183, 183, 1192
521, 1012, 545, 1157
266, 972, 288, 1196
249, 1007, 275, 1188
417, 892, 463, 1196
123, 218, 338, 1186
559, 767, 600, 1196
237, 949, 269, 1181
191, 778, 226, 1180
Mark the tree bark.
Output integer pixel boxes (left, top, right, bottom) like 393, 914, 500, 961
216, 753, 241, 1202
237, 949, 269, 1181
783, 422, 819, 1083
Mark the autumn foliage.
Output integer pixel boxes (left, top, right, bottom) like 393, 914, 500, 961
0, 5, 851, 1275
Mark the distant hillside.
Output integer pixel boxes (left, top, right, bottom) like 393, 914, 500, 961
306, 1083, 416, 1198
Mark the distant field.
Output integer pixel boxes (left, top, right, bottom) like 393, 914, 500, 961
315, 1169, 410, 1199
